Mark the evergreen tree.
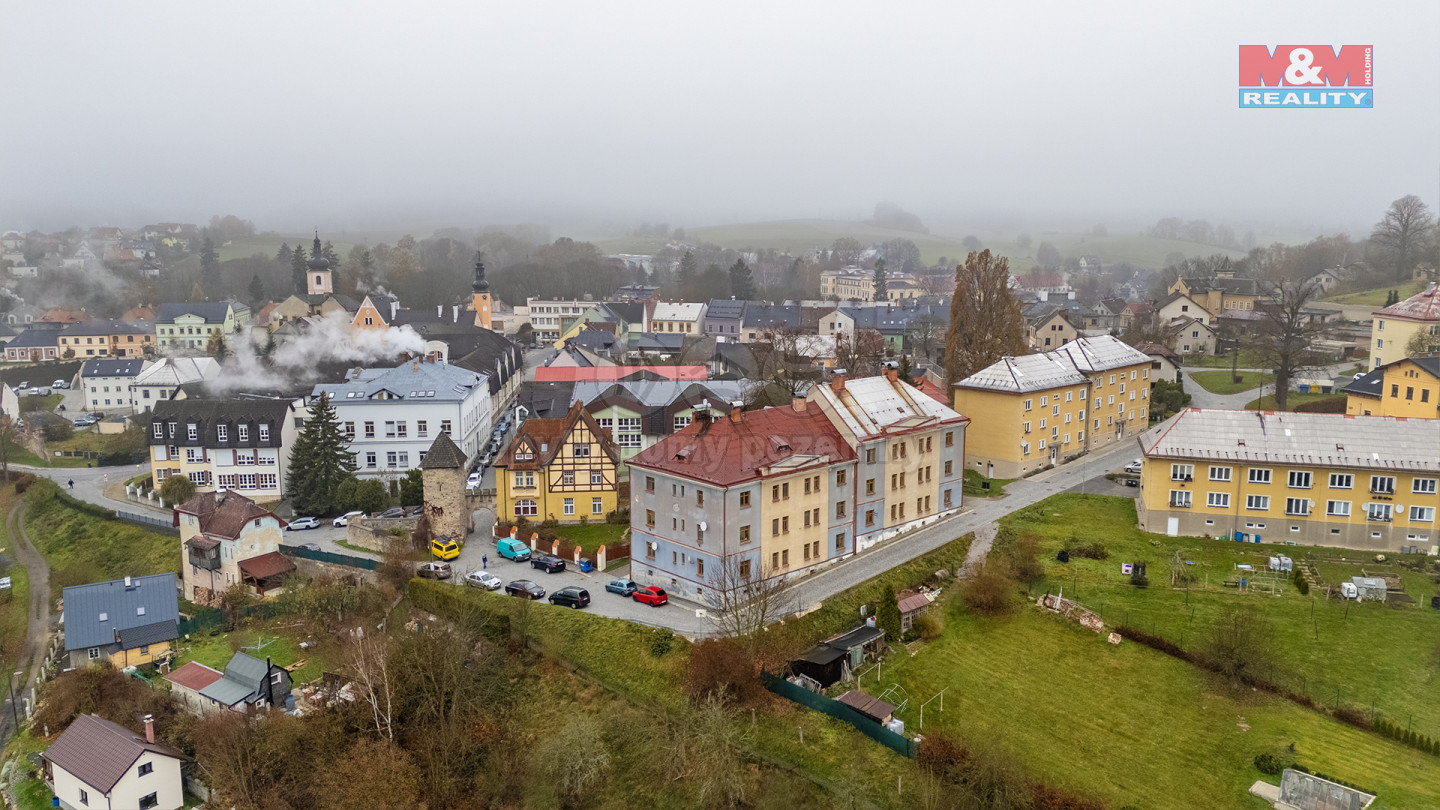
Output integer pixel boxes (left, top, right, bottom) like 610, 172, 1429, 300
290, 243, 309, 295
188, 281, 206, 302
898, 354, 916, 385
276, 242, 293, 265
200, 234, 219, 280
728, 259, 757, 300
677, 250, 698, 291
323, 240, 340, 268
873, 258, 888, 301
248, 274, 266, 308
400, 468, 425, 506
262, 330, 277, 357
288, 393, 357, 516
876, 584, 903, 641
207, 332, 228, 363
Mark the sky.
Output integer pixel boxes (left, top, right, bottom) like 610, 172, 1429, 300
2, 0, 1437, 237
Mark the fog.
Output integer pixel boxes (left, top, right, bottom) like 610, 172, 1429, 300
2, 0, 1437, 235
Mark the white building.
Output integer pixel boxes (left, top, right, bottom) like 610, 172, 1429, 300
81, 357, 150, 412
131, 357, 220, 412
525, 298, 600, 342
649, 302, 706, 334
43, 714, 186, 810
313, 359, 492, 482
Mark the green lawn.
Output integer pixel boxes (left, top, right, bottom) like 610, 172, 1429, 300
13, 777, 54, 810
1190, 370, 1274, 395
172, 627, 337, 684
963, 469, 1010, 498
1246, 392, 1347, 411
1182, 350, 1271, 370
24, 480, 177, 597
552, 521, 628, 552
1323, 279, 1428, 306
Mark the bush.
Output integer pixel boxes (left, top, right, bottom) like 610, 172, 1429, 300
916, 730, 971, 781
683, 639, 763, 708
913, 611, 944, 641
1065, 539, 1110, 560
962, 560, 1017, 616
1254, 753, 1284, 775
1333, 706, 1370, 730
1293, 568, 1310, 595
649, 628, 675, 657
158, 474, 196, 505
44, 420, 73, 442
13, 472, 35, 493
997, 529, 1045, 586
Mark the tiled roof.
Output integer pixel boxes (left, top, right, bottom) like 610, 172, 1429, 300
175, 490, 277, 540
238, 551, 296, 581
62, 573, 178, 652
534, 366, 706, 383
43, 714, 184, 792
1375, 283, 1440, 322
628, 404, 856, 487
651, 302, 706, 321
497, 402, 620, 471
1138, 408, 1440, 473
312, 361, 487, 404
419, 432, 467, 469
164, 661, 223, 692
156, 301, 243, 324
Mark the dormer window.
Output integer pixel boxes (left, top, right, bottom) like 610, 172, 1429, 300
238, 424, 249, 442
152, 424, 163, 439
187, 423, 197, 441
217, 425, 228, 442
258, 424, 270, 442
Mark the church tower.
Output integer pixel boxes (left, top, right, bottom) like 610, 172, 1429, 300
471, 252, 492, 329
306, 232, 333, 297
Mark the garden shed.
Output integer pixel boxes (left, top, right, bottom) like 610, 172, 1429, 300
896, 589, 934, 631
1350, 576, 1388, 602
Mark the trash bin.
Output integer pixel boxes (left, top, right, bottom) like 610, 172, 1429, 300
1057, 550, 1070, 563
578, 557, 595, 573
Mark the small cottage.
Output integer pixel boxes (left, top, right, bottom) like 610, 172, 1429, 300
896, 589, 934, 632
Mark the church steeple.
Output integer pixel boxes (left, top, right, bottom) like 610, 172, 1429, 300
472, 252, 489, 293
471, 251, 492, 329
305, 229, 333, 298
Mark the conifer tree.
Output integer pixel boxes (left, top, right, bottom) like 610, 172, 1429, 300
287, 393, 357, 516
728, 259, 756, 300
873, 258, 888, 301
276, 242, 292, 264
876, 584, 902, 641
248, 274, 266, 308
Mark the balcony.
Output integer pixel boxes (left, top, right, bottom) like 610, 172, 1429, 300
1366, 513, 1392, 523
1168, 499, 1192, 509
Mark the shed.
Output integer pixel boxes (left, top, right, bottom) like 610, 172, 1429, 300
824, 624, 887, 671
790, 644, 849, 688
163, 661, 224, 714
1351, 576, 1388, 602
836, 690, 897, 724
896, 589, 933, 631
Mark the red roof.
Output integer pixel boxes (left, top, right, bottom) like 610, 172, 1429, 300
628, 404, 856, 487
534, 365, 707, 383
175, 490, 279, 539
164, 660, 224, 691
915, 378, 948, 405
238, 551, 296, 581
1375, 283, 1440, 322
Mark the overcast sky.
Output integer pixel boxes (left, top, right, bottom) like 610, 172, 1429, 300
3, 0, 1437, 236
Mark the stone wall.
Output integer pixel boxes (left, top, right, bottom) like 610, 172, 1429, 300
423, 466, 471, 540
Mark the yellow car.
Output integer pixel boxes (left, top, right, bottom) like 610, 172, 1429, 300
430, 536, 460, 561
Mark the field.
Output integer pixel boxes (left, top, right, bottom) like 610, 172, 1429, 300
1246, 392, 1348, 411
23, 480, 176, 597
878, 494, 1440, 808
551, 521, 628, 552
172, 626, 338, 685
1323, 279, 1428, 306
1190, 370, 1273, 395
0, 488, 30, 661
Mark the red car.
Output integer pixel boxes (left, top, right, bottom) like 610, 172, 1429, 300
632, 586, 668, 607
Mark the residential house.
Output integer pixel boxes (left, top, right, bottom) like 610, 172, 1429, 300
627, 400, 858, 602
820, 268, 873, 301
807, 369, 970, 549
0, 231, 22, 250
155, 301, 249, 353
1169, 275, 1269, 314
62, 242, 99, 270
1167, 316, 1218, 355
40, 307, 92, 324
80, 357, 149, 412
703, 298, 747, 343
130, 357, 220, 412
496, 402, 621, 523
3, 322, 63, 361
952, 334, 1152, 479
533, 365, 707, 383
1308, 265, 1353, 293
1155, 291, 1215, 327
549, 301, 647, 349
1078, 255, 1103, 273
1343, 357, 1440, 417
1074, 299, 1125, 334
741, 303, 801, 342
59, 320, 155, 359
43, 714, 186, 810
515, 297, 606, 342
312, 359, 492, 482
1133, 342, 1183, 383
571, 379, 752, 470
148, 399, 305, 499
62, 573, 179, 670
612, 283, 660, 303
649, 302, 707, 335
1012, 270, 1073, 297
195, 651, 294, 714
1118, 300, 1154, 332
176, 489, 292, 605
1370, 283, 1440, 369
1136, 408, 1440, 553
1024, 304, 1080, 350
7, 265, 37, 279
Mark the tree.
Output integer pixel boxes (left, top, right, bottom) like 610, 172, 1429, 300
533, 715, 612, 808
727, 259, 756, 300
872, 258, 888, 301
945, 251, 1027, 388
702, 556, 797, 657
748, 326, 821, 398
399, 469, 424, 506
1149, 378, 1192, 422
962, 235, 983, 252
199, 234, 219, 281
289, 243, 309, 295
1036, 241, 1061, 268
352, 478, 388, 516
906, 314, 944, 362
1201, 605, 1278, 685
159, 474, 196, 505
247, 274, 266, 308
1244, 250, 1331, 410
287, 393, 357, 516
676, 250, 697, 291
875, 584, 902, 641
188, 281, 206, 303
897, 354, 916, 385
207, 332, 228, 363
1370, 195, 1437, 281
1406, 328, 1440, 357
0, 415, 16, 484
835, 327, 886, 378
276, 242, 292, 265
323, 240, 340, 269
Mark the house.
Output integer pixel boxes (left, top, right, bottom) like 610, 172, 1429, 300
176, 489, 292, 605
741, 303, 801, 342
572, 379, 753, 471
703, 298, 747, 343
952, 334, 1153, 479
897, 589, 933, 631
43, 714, 186, 810
1343, 357, 1440, 417
1169, 275, 1269, 315
3, 322, 64, 362
163, 661, 225, 714
495, 401, 621, 524
1308, 265, 1353, 293
549, 301, 647, 349
312, 359, 492, 483
1118, 300, 1154, 332
154, 301, 249, 353
836, 690, 897, 725
626, 400, 859, 602
130, 357, 220, 412
1078, 255, 1103, 273
533, 365, 707, 383
1370, 282, 1440, 370
61, 574, 179, 670
59, 320, 155, 359
8, 264, 37, 279
1133, 342, 1182, 383
80, 357, 149, 412
1155, 291, 1215, 327
1167, 316, 1218, 355
649, 302, 707, 335
148, 398, 305, 500
1012, 270, 1072, 297
808, 368, 971, 550
1024, 304, 1079, 350
1136, 408, 1440, 553
819, 268, 873, 301
196, 651, 294, 714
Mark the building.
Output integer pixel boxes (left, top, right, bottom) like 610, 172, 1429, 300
163, 661, 225, 714
741, 303, 801, 342
42, 714, 186, 810
176, 490, 292, 605
3, 323, 62, 362
1370, 282, 1440, 369
533, 364, 707, 383
154, 301, 249, 353
1343, 357, 1440, 417
62, 574, 179, 670
1168, 316, 1218, 355
130, 357, 220, 412
80, 357, 149, 412
807, 368, 970, 549
1012, 270, 1072, 297
703, 298, 747, 342
57, 320, 154, 359
419, 433, 473, 540
1169, 275, 1269, 314
1024, 304, 1079, 350
148, 399, 305, 500
1136, 408, 1440, 553
1134, 342, 1183, 383
952, 334, 1153, 479
649, 302, 707, 335
571, 379, 752, 470
518, 297, 605, 342
313, 359, 492, 481
1155, 291, 1215, 327
495, 402, 621, 524
195, 651, 294, 714
820, 268, 923, 302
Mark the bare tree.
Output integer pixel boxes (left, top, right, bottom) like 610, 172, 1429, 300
945, 250, 1027, 388
1370, 195, 1437, 281
750, 325, 821, 396
907, 315, 945, 364
344, 628, 396, 740
1244, 250, 1332, 411
702, 557, 798, 651
835, 327, 886, 378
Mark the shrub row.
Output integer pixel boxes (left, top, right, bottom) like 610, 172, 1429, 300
1115, 625, 1319, 712
1292, 568, 1310, 595
1374, 718, 1440, 756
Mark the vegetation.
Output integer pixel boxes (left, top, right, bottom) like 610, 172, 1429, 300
24, 479, 176, 597
1246, 392, 1346, 411
1148, 377, 1193, 422
1324, 278, 1428, 306
159, 473, 196, 505
1189, 369, 1273, 395
961, 469, 1008, 498
945, 249, 1027, 388
287, 393, 357, 516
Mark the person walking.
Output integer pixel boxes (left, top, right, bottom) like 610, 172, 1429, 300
482, 554, 489, 569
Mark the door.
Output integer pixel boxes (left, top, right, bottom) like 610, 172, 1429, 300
1166, 517, 1179, 537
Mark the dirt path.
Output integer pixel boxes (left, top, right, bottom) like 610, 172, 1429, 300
7, 501, 52, 696
960, 523, 998, 576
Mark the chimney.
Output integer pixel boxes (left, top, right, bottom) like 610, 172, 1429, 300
885, 366, 898, 383
729, 400, 744, 423
436, 304, 443, 317
452, 304, 460, 323
791, 396, 806, 412
389, 300, 398, 320
1038, 290, 1048, 302
143, 714, 154, 743
124, 575, 132, 588
831, 369, 847, 393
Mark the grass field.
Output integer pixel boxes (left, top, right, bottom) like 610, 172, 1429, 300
172, 626, 338, 685
963, 469, 1010, 498
24, 480, 176, 597
1190, 370, 1274, 395
1183, 351, 1271, 370
1246, 392, 1347, 411
552, 521, 627, 552
0, 489, 29, 662
1323, 279, 1428, 306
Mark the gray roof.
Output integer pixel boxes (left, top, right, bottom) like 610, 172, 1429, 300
80, 358, 147, 378
1342, 367, 1383, 398
705, 299, 747, 320
1139, 408, 1440, 473
198, 651, 282, 707
419, 432, 467, 469
811, 373, 968, 439
62, 573, 178, 652
156, 301, 244, 324
313, 361, 487, 403
956, 335, 1149, 394
570, 379, 751, 409
42, 714, 185, 792
59, 320, 152, 337
117, 620, 179, 649
6, 328, 58, 349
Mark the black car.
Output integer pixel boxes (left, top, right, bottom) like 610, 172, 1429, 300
530, 554, 566, 573
505, 579, 545, 599
377, 506, 406, 519
403, 505, 424, 518
548, 587, 590, 609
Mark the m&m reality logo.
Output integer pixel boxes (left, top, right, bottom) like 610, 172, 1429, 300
1238, 45, 1372, 108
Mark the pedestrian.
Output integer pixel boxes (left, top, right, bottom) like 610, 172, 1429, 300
482, 554, 488, 569
67, 479, 74, 489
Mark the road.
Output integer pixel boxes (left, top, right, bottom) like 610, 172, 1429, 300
1181, 359, 1360, 411
2, 501, 51, 745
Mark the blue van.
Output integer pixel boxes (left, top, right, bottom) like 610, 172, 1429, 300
497, 537, 532, 562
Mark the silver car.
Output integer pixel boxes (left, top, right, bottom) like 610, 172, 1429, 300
463, 570, 503, 590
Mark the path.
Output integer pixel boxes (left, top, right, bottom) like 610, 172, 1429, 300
4, 501, 51, 741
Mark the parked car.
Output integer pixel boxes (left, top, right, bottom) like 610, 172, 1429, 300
605, 578, 638, 597
463, 570, 503, 590
72, 417, 96, 428
504, 579, 545, 599
549, 587, 590, 609
14, 381, 27, 390
531, 554, 565, 574
404, 505, 424, 518
497, 537, 532, 562
632, 586, 668, 606
1123, 459, 1143, 474
430, 536, 460, 560
466, 472, 482, 489
298, 542, 322, 552
332, 510, 364, 527
417, 562, 453, 580
51, 380, 69, 389
26, 387, 41, 396
287, 517, 320, 531
377, 506, 406, 519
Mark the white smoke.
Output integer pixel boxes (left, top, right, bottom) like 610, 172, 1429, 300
203, 310, 427, 396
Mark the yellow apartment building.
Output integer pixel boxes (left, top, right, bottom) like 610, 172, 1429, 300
1137, 408, 1440, 553
1345, 357, 1440, 417
495, 402, 621, 523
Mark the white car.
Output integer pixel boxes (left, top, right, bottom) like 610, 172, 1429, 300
1123, 460, 1143, 474
332, 510, 364, 527
466, 472, 482, 490
463, 570, 503, 590
52, 380, 69, 389
287, 516, 320, 531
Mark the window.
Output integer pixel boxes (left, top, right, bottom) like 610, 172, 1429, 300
739, 490, 750, 507
696, 490, 704, 507
186, 423, 197, 440
217, 424, 228, 442
396, 422, 407, 438
740, 525, 751, 544
88, 647, 100, 660
1326, 500, 1350, 517
258, 423, 269, 441
1207, 492, 1230, 508
1410, 506, 1435, 522
592, 497, 603, 514
673, 415, 691, 430
152, 423, 163, 438
138, 762, 154, 777
865, 509, 875, 527
1366, 503, 1393, 522
1329, 473, 1353, 489
837, 469, 847, 486
1414, 478, 1438, 494
417, 420, 427, 437
386, 451, 398, 467
139, 793, 159, 810
440, 420, 452, 435
645, 509, 655, 527
1023, 399, 1032, 411
1209, 465, 1231, 482
1170, 464, 1193, 481
561, 471, 574, 486
80, 788, 89, 805
564, 498, 574, 516
1246, 495, 1270, 510
574, 444, 590, 457
364, 421, 376, 438
1288, 471, 1312, 489
1371, 475, 1396, 494
782, 549, 789, 566
237, 424, 248, 441
1285, 498, 1310, 516
1169, 490, 1192, 508
586, 470, 600, 486
645, 476, 655, 492
945, 431, 954, 447
740, 559, 751, 578
384, 420, 396, 438
1248, 468, 1272, 484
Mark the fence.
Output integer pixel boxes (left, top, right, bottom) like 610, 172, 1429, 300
178, 601, 296, 636
115, 509, 179, 535
281, 545, 379, 571
761, 672, 916, 758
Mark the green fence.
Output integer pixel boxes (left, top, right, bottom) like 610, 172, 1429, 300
281, 545, 378, 571
178, 602, 295, 636
761, 672, 916, 758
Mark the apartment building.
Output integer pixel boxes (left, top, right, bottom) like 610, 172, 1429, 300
1344, 357, 1440, 417
1370, 283, 1440, 370
155, 301, 249, 353
148, 399, 305, 500
495, 402, 621, 524
572, 379, 751, 471
952, 334, 1152, 479
649, 302, 707, 335
58, 320, 154, 358
1137, 408, 1440, 554
80, 357, 149, 412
